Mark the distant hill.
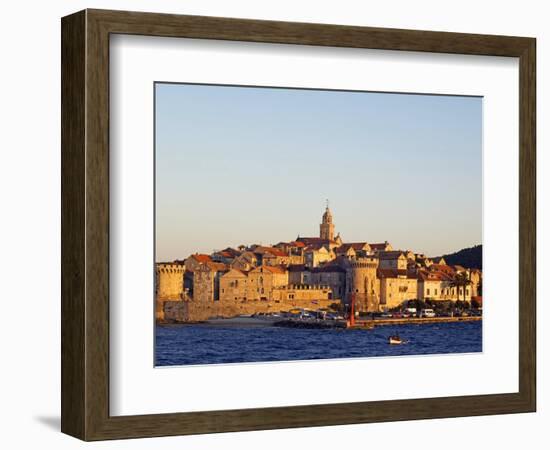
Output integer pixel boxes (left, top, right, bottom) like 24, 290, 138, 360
435, 245, 482, 270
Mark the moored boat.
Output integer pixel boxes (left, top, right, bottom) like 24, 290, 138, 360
389, 335, 403, 345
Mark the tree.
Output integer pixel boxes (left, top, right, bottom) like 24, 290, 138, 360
449, 272, 472, 302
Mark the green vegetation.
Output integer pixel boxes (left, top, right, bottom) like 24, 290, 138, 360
437, 244, 482, 269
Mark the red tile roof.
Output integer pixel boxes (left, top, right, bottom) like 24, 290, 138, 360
418, 270, 453, 282
204, 261, 228, 272
191, 254, 212, 263
254, 265, 287, 274
429, 264, 456, 276
377, 268, 410, 278
370, 242, 390, 250
254, 246, 288, 257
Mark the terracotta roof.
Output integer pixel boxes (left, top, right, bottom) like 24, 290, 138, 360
377, 268, 410, 278
191, 254, 212, 263
429, 264, 456, 276
204, 261, 228, 272
417, 270, 452, 282
275, 241, 307, 249
370, 242, 390, 250
266, 248, 287, 257
254, 246, 288, 257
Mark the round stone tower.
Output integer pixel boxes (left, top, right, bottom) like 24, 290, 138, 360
346, 257, 380, 312
155, 263, 185, 321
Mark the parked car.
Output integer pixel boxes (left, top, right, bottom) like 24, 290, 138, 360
420, 308, 436, 318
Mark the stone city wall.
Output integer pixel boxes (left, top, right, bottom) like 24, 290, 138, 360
162, 298, 340, 323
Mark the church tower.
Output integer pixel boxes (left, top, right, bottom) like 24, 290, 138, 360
320, 201, 335, 241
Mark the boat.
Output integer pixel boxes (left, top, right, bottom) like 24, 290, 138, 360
389, 335, 403, 345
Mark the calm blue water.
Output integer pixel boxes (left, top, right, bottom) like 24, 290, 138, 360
155, 321, 482, 366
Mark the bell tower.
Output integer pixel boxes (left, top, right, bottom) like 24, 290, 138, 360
320, 200, 335, 241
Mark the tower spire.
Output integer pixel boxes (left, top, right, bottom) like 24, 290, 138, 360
320, 201, 335, 241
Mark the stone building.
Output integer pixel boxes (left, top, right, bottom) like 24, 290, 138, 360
469, 269, 482, 297
310, 264, 346, 301
212, 247, 241, 264
304, 245, 334, 268
274, 241, 306, 265
272, 284, 333, 303
335, 242, 371, 259
378, 268, 418, 309
185, 253, 213, 272
247, 265, 288, 301
155, 262, 185, 321
288, 264, 309, 285
231, 251, 258, 271
219, 268, 249, 302
369, 241, 393, 253
378, 251, 408, 270
417, 270, 453, 301
253, 246, 290, 266
193, 261, 228, 303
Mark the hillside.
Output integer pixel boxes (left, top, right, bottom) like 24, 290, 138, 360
436, 244, 482, 270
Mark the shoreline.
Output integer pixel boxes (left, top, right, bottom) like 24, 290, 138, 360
158, 316, 482, 328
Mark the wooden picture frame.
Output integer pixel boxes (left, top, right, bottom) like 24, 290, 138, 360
61, 8, 536, 441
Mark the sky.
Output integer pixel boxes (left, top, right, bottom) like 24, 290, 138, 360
155, 83, 482, 262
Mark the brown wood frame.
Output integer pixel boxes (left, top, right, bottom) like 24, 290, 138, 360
61, 8, 536, 441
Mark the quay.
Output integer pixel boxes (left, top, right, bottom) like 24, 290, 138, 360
354, 315, 481, 328
272, 315, 481, 330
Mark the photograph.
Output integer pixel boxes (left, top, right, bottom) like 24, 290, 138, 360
154, 82, 483, 366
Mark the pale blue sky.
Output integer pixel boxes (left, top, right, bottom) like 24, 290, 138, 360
155, 83, 482, 261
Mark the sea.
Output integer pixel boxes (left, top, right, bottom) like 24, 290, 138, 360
155, 320, 482, 366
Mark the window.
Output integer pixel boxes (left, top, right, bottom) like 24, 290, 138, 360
435, 289, 438, 295
427, 288, 430, 295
